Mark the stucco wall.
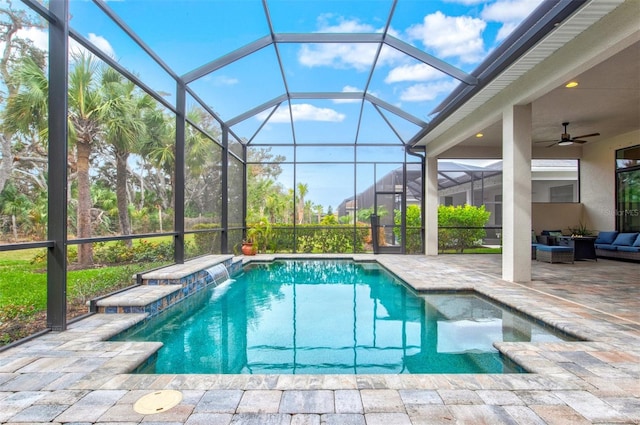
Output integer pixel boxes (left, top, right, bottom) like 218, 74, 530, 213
581, 130, 640, 233
532, 203, 584, 235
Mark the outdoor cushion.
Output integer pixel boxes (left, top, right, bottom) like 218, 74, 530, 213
595, 244, 618, 251
633, 234, 640, 247
536, 245, 572, 252
612, 232, 639, 246
541, 230, 562, 236
595, 231, 618, 244
616, 246, 640, 253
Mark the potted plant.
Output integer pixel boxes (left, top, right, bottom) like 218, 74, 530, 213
567, 221, 593, 238
246, 217, 272, 254
241, 239, 257, 255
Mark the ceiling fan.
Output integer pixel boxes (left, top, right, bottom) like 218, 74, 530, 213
536, 122, 600, 147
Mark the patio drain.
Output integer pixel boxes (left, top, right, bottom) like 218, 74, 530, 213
133, 390, 183, 415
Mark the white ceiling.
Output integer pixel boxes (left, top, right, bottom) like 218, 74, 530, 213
458, 40, 639, 150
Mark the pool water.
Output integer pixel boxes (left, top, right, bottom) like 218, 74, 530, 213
114, 259, 570, 374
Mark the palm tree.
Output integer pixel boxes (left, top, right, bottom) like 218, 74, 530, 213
296, 182, 308, 224
101, 67, 152, 245
139, 106, 175, 211
68, 52, 106, 266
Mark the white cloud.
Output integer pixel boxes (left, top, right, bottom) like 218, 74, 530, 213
8, 26, 118, 61
0, 27, 48, 58
482, 0, 543, 41
315, 14, 379, 33
385, 63, 444, 83
213, 75, 239, 86
69, 33, 116, 59
298, 42, 378, 71
399, 80, 459, 102
17, 27, 48, 51
87, 33, 116, 58
257, 104, 345, 123
407, 11, 486, 64
333, 85, 362, 104
298, 16, 393, 71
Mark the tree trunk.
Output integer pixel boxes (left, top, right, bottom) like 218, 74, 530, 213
11, 214, 18, 242
76, 139, 93, 266
0, 133, 14, 193
116, 149, 132, 247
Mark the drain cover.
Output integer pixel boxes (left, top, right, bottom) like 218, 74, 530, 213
133, 390, 183, 415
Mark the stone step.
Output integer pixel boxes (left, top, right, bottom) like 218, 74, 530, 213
94, 284, 183, 314
92, 255, 244, 317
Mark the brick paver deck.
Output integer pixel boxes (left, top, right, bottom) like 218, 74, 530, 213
1, 254, 638, 424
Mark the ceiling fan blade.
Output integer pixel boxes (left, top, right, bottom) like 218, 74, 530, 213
572, 139, 588, 144
546, 142, 559, 148
572, 132, 600, 139
534, 139, 559, 143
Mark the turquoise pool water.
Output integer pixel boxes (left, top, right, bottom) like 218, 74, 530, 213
114, 259, 570, 374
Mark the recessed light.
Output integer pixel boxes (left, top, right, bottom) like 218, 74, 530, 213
565, 81, 579, 88
475, 133, 483, 138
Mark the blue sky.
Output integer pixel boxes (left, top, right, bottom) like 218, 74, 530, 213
59, 0, 542, 139
17, 0, 542, 209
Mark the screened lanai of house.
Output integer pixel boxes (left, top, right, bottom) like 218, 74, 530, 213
1, 0, 598, 331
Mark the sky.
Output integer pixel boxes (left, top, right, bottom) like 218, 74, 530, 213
15, 0, 543, 210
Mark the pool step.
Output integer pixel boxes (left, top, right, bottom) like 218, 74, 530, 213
94, 285, 183, 315
91, 254, 243, 317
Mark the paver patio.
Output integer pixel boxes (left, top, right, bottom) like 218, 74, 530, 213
0, 254, 638, 424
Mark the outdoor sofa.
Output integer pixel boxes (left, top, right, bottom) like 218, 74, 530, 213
594, 231, 640, 261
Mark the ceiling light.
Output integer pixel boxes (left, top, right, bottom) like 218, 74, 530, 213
475, 133, 483, 138
557, 140, 573, 146
565, 81, 579, 88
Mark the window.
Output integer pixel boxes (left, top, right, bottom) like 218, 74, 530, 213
616, 145, 640, 232
550, 184, 574, 203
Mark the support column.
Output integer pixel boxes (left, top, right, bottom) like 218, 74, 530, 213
502, 104, 532, 282
425, 156, 439, 255
174, 81, 186, 264
221, 126, 229, 253
47, 0, 69, 331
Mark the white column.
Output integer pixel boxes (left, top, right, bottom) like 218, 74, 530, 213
502, 104, 532, 282
425, 156, 439, 255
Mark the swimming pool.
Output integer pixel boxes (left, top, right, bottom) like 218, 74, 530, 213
113, 259, 571, 374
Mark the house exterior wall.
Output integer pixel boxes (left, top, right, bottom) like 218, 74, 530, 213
581, 129, 640, 233
532, 203, 584, 235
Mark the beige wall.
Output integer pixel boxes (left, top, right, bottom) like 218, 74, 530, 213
532, 203, 584, 235
581, 130, 640, 233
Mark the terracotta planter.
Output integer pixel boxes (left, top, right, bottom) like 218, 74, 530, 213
241, 242, 256, 256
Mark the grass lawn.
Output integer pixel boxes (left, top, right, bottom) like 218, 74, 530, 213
0, 241, 170, 345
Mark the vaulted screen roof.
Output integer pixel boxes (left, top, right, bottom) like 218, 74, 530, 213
66, 0, 584, 148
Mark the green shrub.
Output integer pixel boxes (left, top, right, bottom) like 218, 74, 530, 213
438, 204, 491, 253
394, 205, 423, 254
92, 240, 173, 264
192, 223, 221, 255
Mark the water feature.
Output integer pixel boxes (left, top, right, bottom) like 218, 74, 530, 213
205, 263, 231, 286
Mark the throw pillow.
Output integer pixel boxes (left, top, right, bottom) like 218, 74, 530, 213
612, 232, 640, 246
595, 231, 618, 244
